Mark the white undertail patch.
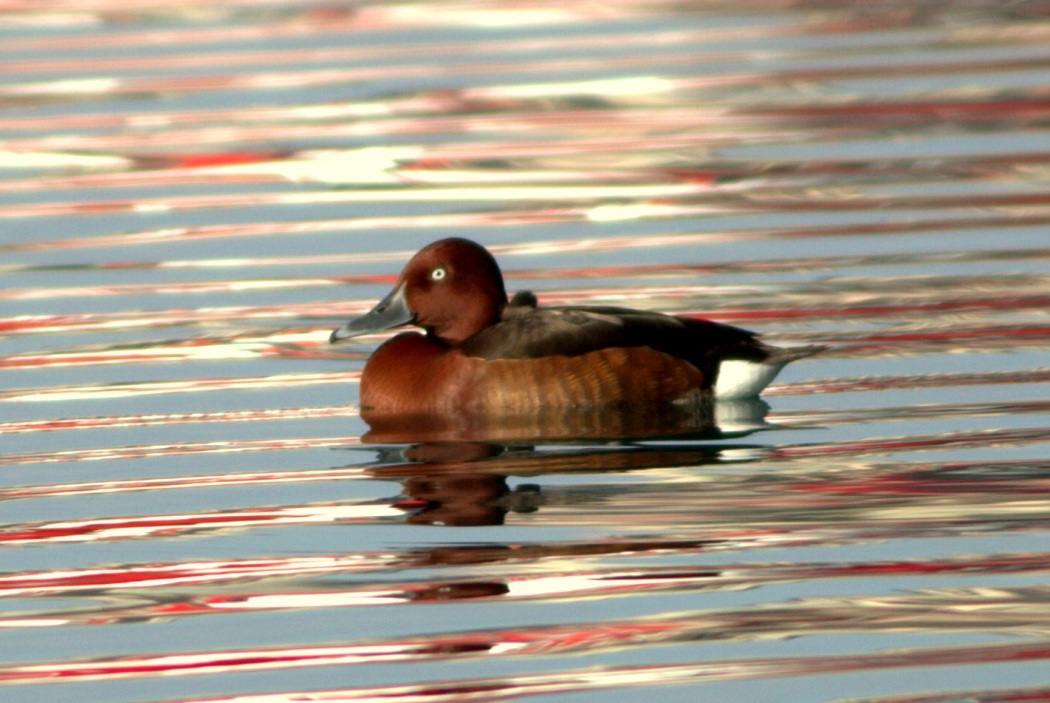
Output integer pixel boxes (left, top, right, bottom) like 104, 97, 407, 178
714, 359, 787, 400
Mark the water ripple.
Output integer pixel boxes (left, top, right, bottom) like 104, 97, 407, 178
2, 2, 1049, 702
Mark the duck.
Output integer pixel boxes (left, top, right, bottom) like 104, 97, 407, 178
330, 238, 820, 413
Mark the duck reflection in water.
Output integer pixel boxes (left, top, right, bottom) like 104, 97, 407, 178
365, 400, 772, 527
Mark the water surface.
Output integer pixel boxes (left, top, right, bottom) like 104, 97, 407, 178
2, 2, 1050, 702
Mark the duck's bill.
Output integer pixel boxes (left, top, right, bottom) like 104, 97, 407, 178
330, 283, 415, 343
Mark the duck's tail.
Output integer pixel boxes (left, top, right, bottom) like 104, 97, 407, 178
714, 344, 826, 400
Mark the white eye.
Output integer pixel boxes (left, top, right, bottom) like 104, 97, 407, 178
430, 267, 447, 281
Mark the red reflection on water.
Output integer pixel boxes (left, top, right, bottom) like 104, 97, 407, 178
5, 552, 1050, 630
0, 371, 359, 402
154, 643, 1050, 703
0, 501, 396, 546
1, 406, 357, 435
0, 435, 361, 466
4, 607, 1050, 686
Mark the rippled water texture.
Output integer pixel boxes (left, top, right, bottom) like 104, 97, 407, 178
2, 2, 1050, 702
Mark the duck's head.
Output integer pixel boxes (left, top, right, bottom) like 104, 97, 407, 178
330, 238, 508, 346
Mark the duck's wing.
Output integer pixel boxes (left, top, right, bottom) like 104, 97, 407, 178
460, 303, 760, 372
